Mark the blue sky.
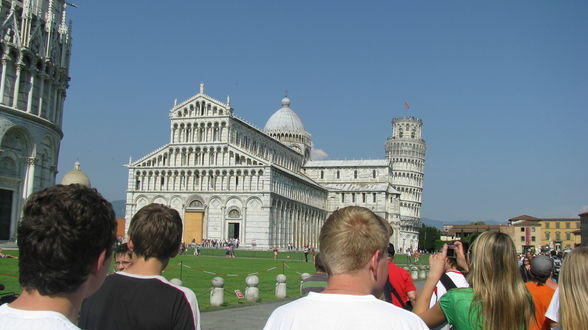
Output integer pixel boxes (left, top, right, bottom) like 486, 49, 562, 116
57, 1, 588, 223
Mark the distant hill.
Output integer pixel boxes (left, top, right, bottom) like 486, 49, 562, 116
421, 217, 445, 229
421, 217, 505, 229
110, 200, 126, 218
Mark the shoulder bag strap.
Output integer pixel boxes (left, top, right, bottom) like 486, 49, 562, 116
384, 277, 408, 309
440, 273, 457, 291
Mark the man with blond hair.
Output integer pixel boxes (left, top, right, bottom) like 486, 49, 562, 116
263, 206, 428, 330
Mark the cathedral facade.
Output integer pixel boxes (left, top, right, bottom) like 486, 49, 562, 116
0, 0, 72, 241
125, 84, 426, 250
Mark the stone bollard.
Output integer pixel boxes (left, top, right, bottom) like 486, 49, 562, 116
170, 278, 183, 286
245, 275, 260, 302
418, 265, 427, 280
411, 266, 419, 281
300, 273, 311, 294
210, 277, 224, 307
275, 274, 287, 299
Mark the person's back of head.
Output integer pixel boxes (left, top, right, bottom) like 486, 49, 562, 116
18, 184, 117, 296
559, 246, 588, 330
319, 206, 392, 275
529, 255, 553, 284
386, 243, 395, 261
468, 231, 533, 330
128, 203, 182, 263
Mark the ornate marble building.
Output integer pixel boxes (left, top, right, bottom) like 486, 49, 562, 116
125, 84, 426, 250
0, 0, 72, 240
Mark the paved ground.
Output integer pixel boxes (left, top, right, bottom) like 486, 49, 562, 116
200, 280, 426, 330
201, 299, 294, 330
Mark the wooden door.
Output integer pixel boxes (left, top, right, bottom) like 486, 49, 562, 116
183, 211, 204, 244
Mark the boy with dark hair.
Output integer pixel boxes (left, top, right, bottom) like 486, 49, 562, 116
0, 184, 117, 330
79, 203, 200, 330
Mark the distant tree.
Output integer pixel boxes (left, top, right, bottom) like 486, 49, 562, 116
419, 224, 440, 252
463, 232, 482, 246
470, 221, 487, 225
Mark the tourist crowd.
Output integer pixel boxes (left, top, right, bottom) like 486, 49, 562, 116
198, 238, 240, 249
0, 184, 586, 329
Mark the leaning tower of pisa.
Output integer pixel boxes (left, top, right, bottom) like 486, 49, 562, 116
385, 117, 426, 251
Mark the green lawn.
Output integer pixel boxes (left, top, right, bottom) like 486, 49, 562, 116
0, 250, 20, 299
0, 248, 428, 311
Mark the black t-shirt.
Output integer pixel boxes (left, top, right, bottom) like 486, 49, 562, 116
79, 272, 199, 330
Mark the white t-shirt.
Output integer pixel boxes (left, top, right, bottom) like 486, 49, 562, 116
0, 303, 79, 330
545, 287, 559, 323
263, 292, 429, 330
429, 270, 469, 307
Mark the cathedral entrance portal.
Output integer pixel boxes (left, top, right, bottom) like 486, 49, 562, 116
183, 211, 204, 244
228, 222, 240, 239
0, 189, 13, 240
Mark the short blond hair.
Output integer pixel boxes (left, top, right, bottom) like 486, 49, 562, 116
319, 206, 392, 275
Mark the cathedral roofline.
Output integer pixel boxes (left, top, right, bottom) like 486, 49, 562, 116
322, 183, 400, 194
305, 159, 390, 168
170, 88, 230, 113
232, 116, 306, 160
271, 164, 326, 191
126, 144, 169, 167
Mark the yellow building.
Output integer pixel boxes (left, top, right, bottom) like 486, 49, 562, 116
509, 215, 580, 252
540, 218, 581, 250
507, 215, 542, 253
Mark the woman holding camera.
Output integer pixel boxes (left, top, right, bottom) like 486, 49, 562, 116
413, 231, 534, 330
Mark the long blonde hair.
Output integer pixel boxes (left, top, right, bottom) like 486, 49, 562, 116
468, 231, 534, 330
559, 246, 588, 330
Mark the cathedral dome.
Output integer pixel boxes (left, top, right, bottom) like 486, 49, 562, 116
61, 161, 91, 187
264, 96, 306, 132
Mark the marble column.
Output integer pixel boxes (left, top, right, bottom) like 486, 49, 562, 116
0, 56, 8, 104
22, 157, 37, 199
11, 64, 22, 108
37, 74, 46, 118
26, 68, 35, 113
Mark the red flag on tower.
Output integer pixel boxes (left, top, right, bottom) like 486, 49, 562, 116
404, 102, 410, 110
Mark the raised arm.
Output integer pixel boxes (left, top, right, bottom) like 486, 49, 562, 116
453, 241, 469, 272
413, 245, 448, 328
